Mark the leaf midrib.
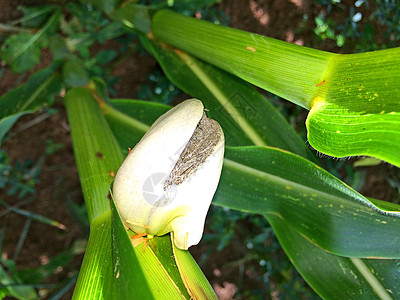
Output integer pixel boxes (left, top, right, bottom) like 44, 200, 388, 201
223, 156, 400, 218
350, 258, 393, 300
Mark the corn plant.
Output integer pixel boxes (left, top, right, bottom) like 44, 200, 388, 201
1, 1, 399, 299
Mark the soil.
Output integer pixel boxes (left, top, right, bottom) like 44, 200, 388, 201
0, 1, 398, 299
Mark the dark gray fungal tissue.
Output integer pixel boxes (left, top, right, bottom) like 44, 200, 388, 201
164, 112, 222, 190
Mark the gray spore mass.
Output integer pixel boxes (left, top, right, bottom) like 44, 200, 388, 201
164, 112, 222, 190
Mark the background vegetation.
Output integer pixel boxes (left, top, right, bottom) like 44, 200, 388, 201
0, 0, 399, 299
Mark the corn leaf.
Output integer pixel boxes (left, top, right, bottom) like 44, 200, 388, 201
172, 242, 218, 300
65, 88, 120, 299
306, 49, 400, 167
151, 10, 330, 109
268, 214, 400, 299
216, 146, 400, 258
105, 100, 400, 257
110, 199, 186, 299
65, 88, 122, 222
151, 10, 400, 167
148, 235, 191, 299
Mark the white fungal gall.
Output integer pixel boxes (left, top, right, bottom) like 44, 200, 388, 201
113, 99, 224, 249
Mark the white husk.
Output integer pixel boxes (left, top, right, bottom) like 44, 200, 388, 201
113, 99, 224, 249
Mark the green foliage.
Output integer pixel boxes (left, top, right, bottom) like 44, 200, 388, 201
201, 208, 315, 298
1, 33, 42, 73
45, 139, 64, 156
1, 1, 399, 299
315, 0, 400, 51
314, 13, 345, 47
62, 58, 90, 87
1, 8, 60, 73
66, 198, 90, 237
306, 48, 400, 166
152, 10, 400, 166
140, 0, 227, 22
0, 239, 84, 300
372, 0, 400, 43
0, 150, 40, 198
17, 5, 57, 28
322, 157, 366, 192
0, 65, 62, 144
0, 257, 38, 300
136, 69, 182, 104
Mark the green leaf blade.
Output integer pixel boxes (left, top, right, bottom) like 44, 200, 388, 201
148, 235, 191, 299
215, 146, 400, 258
71, 213, 113, 300
65, 87, 123, 299
111, 200, 185, 300
103, 97, 400, 259
65, 88, 123, 222
307, 48, 400, 166
0, 259, 38, 300
173, 244, 218, 300
151, 9, 333, 109
267, 214, 399, 300
151, 10, 400, 165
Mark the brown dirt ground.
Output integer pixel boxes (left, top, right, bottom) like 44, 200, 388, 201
0, 0, 398, 299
